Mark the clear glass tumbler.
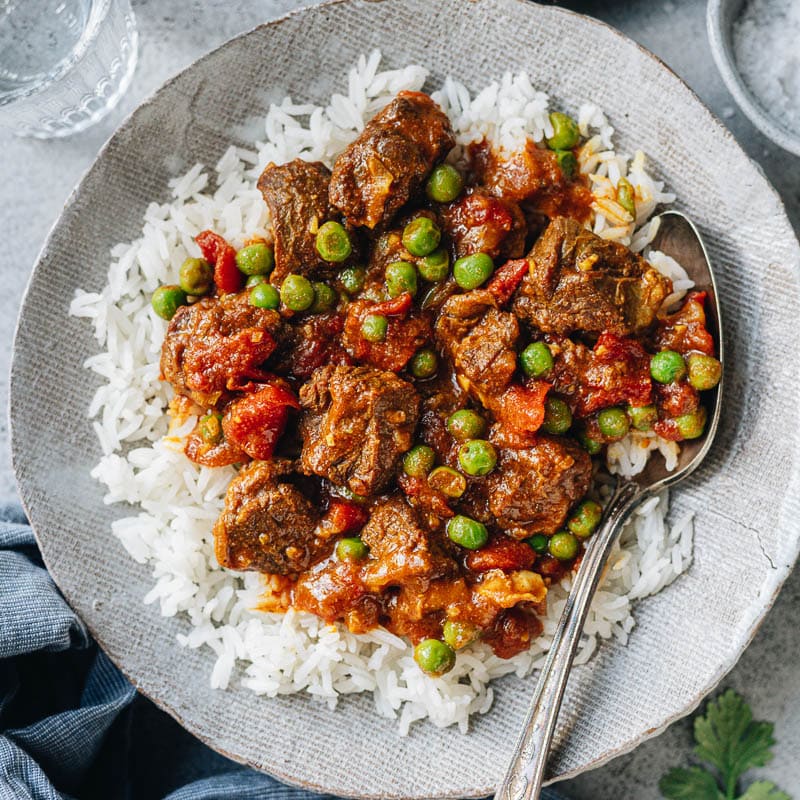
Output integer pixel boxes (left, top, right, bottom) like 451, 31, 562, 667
0, 0, 138, 138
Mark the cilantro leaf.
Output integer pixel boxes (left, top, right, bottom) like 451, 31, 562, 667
738, 781, 792, 800
659, 767, 724, 800
694, 690, 777, 788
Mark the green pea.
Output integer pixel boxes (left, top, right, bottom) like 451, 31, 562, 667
546, 112, 580, 150
541, 397, 572, 435
426, 163, 464, 203
453, 253, 494, 290
446, 515, 489, 550
578, 430, 603, 455
403, 445, 436, 478
198, 412, 223, 445
418, 248, 450, 282
687, 354, 722, 391
457, 440, 497, 476
315, 220, 352, 263
249, 283, 280, 309
402, 217, 441, 257
597, 407, 630, 440
616, 177, 636, 218
336, 537, 369, 562
443, 620, 479, 650
650, 350, 687, 384
675, 406, 707, 439
361, 313, 388, 342
309, 281, 337, 313
628, 404, 658, 432
385, 260, 418, 298
555, 150, 578, 179
519, 341, 554, 378
179, 257, 213, 295
526, 533, 549, 554
340, 265, 366, 295
414, 638, 456, 677
428, 466, 467, 498
446, 409, 486, 441
246, 274, 267, 288
568, 500, 603, 539
549, 531, 580, 561
280, 274, 315, 311
151, 285, 187, 320
410, 348, 438, 379
235, 243, 275, 276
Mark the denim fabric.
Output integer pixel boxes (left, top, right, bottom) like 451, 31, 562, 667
0, 508, 568, 800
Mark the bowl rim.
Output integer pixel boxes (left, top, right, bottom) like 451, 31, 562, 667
9, 0, 800, 795
706, 0, 800, 157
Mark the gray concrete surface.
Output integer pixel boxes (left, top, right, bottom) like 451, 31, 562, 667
1, 0, 797, 796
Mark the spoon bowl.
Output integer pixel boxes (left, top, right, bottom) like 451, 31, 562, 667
495, 210, 725, 800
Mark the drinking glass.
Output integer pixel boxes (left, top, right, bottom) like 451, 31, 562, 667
0, 0, 138, 138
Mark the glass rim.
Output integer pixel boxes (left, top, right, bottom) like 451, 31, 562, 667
0, 0, 127, 108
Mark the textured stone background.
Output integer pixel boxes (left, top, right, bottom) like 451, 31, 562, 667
1, 1, 798, 796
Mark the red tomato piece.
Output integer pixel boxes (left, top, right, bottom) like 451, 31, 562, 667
465, 535, 536, 572
196, 230, 243, 294
324, 500, 369, 536
221, 383, 299, 460
370, 292, 413, 317
493, 381, 550, 439
486, 258, 529, 305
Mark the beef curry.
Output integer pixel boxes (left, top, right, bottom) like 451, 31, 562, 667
151, 91, 721, 677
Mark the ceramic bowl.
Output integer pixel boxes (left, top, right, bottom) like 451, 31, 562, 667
10, 0, 800, 796
707, 0, 800, 157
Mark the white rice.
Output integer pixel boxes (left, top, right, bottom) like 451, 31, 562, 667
70, 52, 695, 734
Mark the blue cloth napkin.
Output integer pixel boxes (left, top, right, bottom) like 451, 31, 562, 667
0, 506, 568, 800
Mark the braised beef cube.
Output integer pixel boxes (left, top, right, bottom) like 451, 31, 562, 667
299, 365, 420, 495
435, 290, 519, 406
213, 460, 322, 574
548, 332, 652, 418
257, 159, 334, 283
439, 190, 526, 261
160, 293, 281, 406
512, 216, 671, 336
360, 497, 452, 591
487, 436, 592, 536
329, 91, 455, 229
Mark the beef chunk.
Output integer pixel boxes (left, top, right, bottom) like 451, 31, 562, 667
439, 190, 526, 261
548, 332, 652, 417
213, 460, 322, 574
257, 159, 334, 283
435, 290, 519, 406
299, 365, 420, 495
360, 496, 452, 591
329, 91, 455, 229
487, 436, 592, 536
512, 216, 671, 336
160, 293, 281, 406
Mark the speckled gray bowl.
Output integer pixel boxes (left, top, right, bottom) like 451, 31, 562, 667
707, 0, 800, 156
10, 0, 800, 797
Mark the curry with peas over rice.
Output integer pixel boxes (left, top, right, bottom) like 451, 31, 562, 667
151, 91, 721, 678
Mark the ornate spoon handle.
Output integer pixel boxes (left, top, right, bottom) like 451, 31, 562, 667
494, 479, 643, 800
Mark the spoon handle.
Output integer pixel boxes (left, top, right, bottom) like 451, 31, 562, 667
494, 479, 644, 800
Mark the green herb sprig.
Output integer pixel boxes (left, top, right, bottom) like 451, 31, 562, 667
659, 690, 790, 800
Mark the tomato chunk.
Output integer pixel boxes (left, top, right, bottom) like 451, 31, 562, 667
492, 381, 550, 441
221, 383, 299, 460
196, 230, 243, 294
486, 259, 529, 305
323, 500, 369, 536
466, 535, 536, 572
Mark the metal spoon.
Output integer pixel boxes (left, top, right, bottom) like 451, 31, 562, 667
494, 210, 724, 800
